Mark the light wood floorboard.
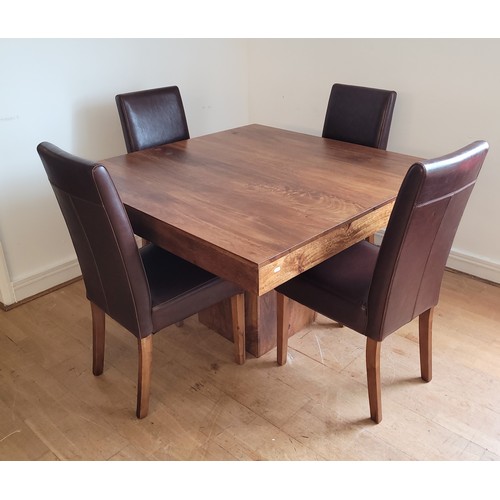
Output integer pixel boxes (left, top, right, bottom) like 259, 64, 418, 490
1, 270, 499, 461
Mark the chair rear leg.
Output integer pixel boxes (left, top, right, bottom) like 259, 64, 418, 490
366, 337, 382, 423
91, 302, 105, 376
231, 293, 246, 364
277, 293, 291, 365
419, 308, 433, 382
136, 335, 153, 419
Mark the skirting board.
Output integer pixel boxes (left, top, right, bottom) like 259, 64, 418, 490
2, 244, 500, 308
447, 249, 500, 284
10, 258, 82, 305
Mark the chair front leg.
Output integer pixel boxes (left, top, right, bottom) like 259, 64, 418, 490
231, 293, 246, 365
136, 335, 153, 419
91, 302, 105, 376
366, 337, 382, 424
277, 292, 291, 366
419, 308, 433, 382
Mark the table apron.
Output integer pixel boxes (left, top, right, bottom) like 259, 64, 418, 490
127, 201, 394, 297
258, 201, 394, 295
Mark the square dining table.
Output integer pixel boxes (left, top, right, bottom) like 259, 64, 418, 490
101, 124, 420, 357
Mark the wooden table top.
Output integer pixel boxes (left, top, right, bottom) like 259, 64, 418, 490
101, 124, 421, 295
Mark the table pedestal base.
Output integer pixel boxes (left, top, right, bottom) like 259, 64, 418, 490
198, 290, 315, 358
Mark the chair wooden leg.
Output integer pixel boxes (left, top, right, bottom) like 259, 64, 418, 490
419, 308, 433, 383
230, 293, 246, 364
136, 335, 153, 419
91, 302, 105, 376
366, 337, 382, 424
277, 293, 291, 366
366, 234, 375, 244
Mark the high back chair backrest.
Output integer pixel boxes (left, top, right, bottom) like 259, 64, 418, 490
115, 85, 190, 153
367, 141, 489, 340
322, 83, 397, 150
37, 142, 153, 337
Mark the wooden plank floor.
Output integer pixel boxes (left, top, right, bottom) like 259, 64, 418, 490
1, 269, 499, 461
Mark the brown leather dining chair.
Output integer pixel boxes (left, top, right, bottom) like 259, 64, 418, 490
323, 83, 397, 245
276, 140, 489, 423
115, 85, 190, 153
322, 83, 397, 150
37, 142, 245, 419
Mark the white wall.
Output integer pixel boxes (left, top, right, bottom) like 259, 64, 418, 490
1, 38, 499, 306
248, 39, 500, 283
0, 39, 249, 303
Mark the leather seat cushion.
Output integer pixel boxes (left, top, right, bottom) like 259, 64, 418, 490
277, 240, 379, 334
140, 244, 241, 331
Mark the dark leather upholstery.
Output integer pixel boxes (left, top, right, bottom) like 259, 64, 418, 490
37, 142, 244, 417
322, 83, 397, 150
115, 85, 190, 153
276, 140, 489, 422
